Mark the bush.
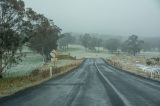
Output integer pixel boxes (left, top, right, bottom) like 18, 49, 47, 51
146, 60, 153, 65
146, 57, 160, 65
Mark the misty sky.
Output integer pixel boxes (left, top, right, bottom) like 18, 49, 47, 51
24, 0, 160, 37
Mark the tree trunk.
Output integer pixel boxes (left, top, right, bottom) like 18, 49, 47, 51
0, 54, 3, 78
41, 47, 46, 63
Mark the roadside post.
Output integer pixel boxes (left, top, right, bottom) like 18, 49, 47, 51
50, 67, 53, 78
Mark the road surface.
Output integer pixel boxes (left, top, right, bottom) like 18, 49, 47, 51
0, 58, 160, 106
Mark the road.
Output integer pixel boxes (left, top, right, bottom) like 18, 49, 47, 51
0, 58, 160, 106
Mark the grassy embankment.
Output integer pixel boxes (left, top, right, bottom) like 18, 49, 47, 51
106, 53, 160, 80
0, 47, 82, 97
0, 61, 81, 97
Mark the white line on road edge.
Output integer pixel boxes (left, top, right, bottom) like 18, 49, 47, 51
95, 62, 132, 106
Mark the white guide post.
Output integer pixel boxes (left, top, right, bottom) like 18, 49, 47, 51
50, 67, 52, 78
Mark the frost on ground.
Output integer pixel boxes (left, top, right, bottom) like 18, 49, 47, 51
136, 64, 160, 72
62, 45, 113, 59
135, 52, 160, 73
3, 53, 44, 77
109, 53, 160, 80
3, 45, 84, 77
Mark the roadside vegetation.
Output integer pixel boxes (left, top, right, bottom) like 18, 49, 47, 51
0, 0, 82, 97
58, 33, 160, 81
1, 0, 160, 99
103, 35, 160, 80
106, 54, 160, 80
0, 0, 61, 78
0, 59, 81, 97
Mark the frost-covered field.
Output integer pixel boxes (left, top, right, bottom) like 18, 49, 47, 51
5, 45, 159, 77
3, 46, 82, 77
109, 53, 160, 78
4, 53, 44, 77
3, 46, 43, 77
136, 64, 160, 72
62, 45, 113, 59
140, 52, 160, 58
136, 52, 160, 72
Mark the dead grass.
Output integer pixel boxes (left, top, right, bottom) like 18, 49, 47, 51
0, 60, 82, 97
106, 54, 160, 80
0, 74, 46, 96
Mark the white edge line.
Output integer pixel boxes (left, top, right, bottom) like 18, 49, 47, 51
95, 62, 131, 106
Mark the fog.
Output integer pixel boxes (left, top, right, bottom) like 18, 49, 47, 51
24, 0, 160, 37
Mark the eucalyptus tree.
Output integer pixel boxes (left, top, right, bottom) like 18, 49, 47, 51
28, 11, 61, 62
0, 0, 32, 78
58, 33, 74, 51
123, 35, 144, 56
80, 33, 91, 50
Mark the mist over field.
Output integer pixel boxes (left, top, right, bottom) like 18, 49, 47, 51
1, 1, 160, 105
24, 0, 160, 37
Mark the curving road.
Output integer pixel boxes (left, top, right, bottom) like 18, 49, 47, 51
0, 58, 160, 106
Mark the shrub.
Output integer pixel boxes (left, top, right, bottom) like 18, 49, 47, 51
146, 57, 160, 65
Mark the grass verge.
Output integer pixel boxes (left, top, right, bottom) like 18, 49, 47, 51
106, 55, 160, 80
0, 60, 82, 97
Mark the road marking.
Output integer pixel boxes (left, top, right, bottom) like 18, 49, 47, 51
95, 62, 132, 106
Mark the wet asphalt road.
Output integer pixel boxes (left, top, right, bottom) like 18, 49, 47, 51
0, 58, 160, 106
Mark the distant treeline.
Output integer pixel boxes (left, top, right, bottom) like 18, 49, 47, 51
59, 33, 160, 55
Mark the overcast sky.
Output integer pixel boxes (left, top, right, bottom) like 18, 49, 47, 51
24, 0, 160, 37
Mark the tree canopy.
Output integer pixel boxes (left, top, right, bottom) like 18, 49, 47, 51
122, 35, 144, 56
0, 0, 61, 78
80, 34, 102, 51
0, 0, 29, 77
28, 11, 61, 62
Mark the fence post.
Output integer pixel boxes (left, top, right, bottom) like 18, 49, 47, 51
50, 67, 52, 78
